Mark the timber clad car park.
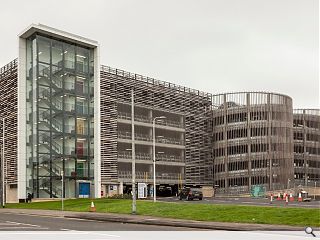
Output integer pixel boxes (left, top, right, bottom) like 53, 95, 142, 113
0, 24, 319, 202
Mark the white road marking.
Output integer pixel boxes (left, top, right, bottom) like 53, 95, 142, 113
0, 220, 50, 230
2, 212, 65, 219
0, 226, 49, 229
6, 221, 40, 227
0, 222, 21, 226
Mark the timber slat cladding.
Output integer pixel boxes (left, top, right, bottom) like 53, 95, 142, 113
293, 109, 320, 185
100, 66, 212, 185
0, 59, 18, 184
2, 57, 316, 195
211, 92, 294, 195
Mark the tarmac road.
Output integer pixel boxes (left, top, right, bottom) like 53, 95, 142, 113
0, 212, 315, 240
0, 212, 194, 231
157, 196, 320, 208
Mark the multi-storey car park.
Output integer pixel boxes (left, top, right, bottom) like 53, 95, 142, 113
99, 66, 212, 196
0, 24, 319, 202
293, 109, 320, 187
0, 60, 18, 202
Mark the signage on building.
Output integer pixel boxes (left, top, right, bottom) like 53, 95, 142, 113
138, 183, 147, 199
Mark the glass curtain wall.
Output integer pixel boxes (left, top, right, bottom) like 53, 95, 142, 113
26, 35, 94, 198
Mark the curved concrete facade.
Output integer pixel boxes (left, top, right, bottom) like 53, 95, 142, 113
211, 92, 294, 195
293, 109, 320, 187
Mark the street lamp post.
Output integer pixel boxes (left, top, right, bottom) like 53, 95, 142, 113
0, 117, 9, 208
153, 116, 166, 203
61, 170, 64, 211
131, 89, 136, 214
1, 118, 5, 208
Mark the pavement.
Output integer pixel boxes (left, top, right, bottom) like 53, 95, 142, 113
0, 208, 317, 231
0, 231, 317, 240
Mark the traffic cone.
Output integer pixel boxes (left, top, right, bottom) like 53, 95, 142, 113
298, 192, 302, 202
285, 195, 288, 205
289, 193, 294, 202
283, 193, 287, 200
270, 194, 273, 204
277, 193, 281, 200
90, 201, 96, 212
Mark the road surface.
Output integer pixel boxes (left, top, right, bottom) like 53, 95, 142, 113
0, 212, 315, 240
0, 212, 193, 231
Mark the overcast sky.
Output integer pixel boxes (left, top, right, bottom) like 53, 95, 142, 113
0, 0, 318, 108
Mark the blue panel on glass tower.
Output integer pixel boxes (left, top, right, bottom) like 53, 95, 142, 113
79, 182, 90, 198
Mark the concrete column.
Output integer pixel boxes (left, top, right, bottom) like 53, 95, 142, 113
247, 93, 252, 191
94, 46, 101, 198
18, 37, 27, 202
223, 94, 228, 192
119, 182, 123, 195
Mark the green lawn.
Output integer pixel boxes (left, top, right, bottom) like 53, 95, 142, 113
6, 198, 320, 227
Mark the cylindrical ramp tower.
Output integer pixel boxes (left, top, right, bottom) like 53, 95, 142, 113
211, 92, 293, 196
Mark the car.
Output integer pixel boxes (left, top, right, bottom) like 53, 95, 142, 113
301, 191, 312, 202
178, 188, 203, 201
158, 186, 173, 197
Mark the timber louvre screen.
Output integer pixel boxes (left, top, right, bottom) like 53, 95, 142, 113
0, 59, 18, 185
293, 109, 320, 186
100, 65, 213, 186
211, 92, 294, 195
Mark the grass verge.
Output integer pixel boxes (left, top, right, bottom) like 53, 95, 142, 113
6, 198, 320, 227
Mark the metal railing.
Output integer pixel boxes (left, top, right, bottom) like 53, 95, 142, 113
118, 151, 184, 163
42, 111, 63, 132
38, 178, 62, 198
118, 171, 184, 180
118, 131, 184, 145
40, 134, 62, 155
101, 65, 209, 98
155, 154, 184, 162
118, 112, 184, 128
157, 119, 184, 128
118, 132, 151, 142
118, 151, 152, 161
